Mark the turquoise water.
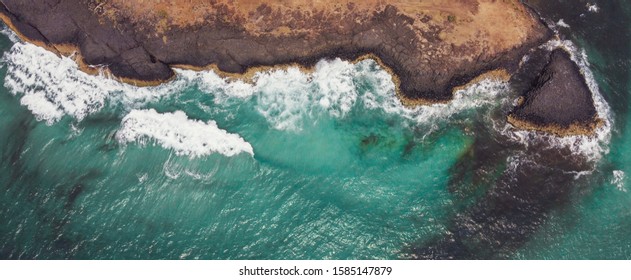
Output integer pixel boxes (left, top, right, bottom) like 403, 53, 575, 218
1, 1, 631, 259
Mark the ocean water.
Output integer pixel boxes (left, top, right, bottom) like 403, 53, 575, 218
0, 1, 630, 259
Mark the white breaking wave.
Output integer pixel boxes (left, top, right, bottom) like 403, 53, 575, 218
180, 58, 508, 132
262, 59, 507, 132
556, 19, 570, 29
250, 59, 359, 131
4, 43, 107, 124
612, 170, 626, 192
499, 39, 613, 162
587, 3, 600, 13
116, 109, 253, 157
177, 58, 361, 131
2, 42, 191, 124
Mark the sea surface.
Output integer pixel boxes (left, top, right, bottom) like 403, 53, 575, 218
0, 1, 630, 259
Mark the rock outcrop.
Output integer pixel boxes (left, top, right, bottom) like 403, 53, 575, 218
0, 0, 551, 105
508, 49, 602, 136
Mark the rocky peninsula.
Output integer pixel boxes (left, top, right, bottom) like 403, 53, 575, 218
0, 0, 551, 104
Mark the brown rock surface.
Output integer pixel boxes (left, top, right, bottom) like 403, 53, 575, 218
0, 0, 551, 103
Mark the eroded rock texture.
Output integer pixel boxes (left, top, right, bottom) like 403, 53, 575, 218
0, 0, 551, 103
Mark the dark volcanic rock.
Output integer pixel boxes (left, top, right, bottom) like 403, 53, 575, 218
0, 0, 552, 102
0, 0, 174, 84
509, 49, 601, 136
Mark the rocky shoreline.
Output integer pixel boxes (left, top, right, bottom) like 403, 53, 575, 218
0, 0, 551, 100
0, 0, 602, 136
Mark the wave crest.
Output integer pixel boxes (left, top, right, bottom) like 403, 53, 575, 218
116, 109, 254, 157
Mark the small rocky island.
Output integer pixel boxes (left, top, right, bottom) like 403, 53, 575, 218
0, 0, 601, 135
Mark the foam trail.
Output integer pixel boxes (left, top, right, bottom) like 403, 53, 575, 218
499, 39, 612, 162
116, 109, 254, 158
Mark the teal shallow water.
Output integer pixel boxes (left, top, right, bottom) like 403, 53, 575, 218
1, 1, 631, 259
0, 41, 475, 259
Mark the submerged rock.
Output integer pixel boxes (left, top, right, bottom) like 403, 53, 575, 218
508, 49, 601, 136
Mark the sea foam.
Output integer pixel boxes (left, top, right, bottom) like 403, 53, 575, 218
176, 58, 361, 131
180, 58, 508, 133
116, 109, 254, 157
3, 42, 189, 124
612, 170, 626, 192
556, 19, 570, 29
